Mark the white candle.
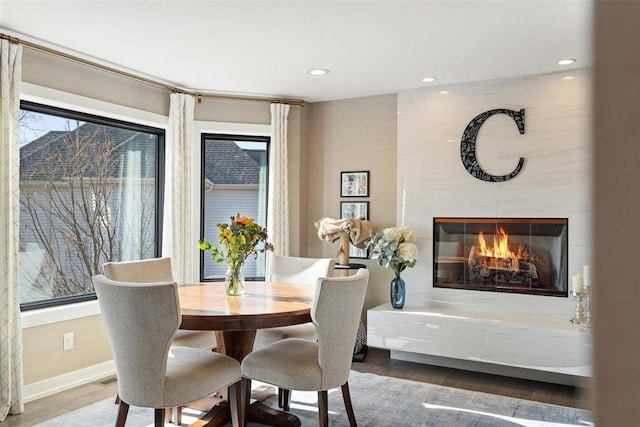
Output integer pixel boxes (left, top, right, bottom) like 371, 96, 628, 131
572, 274, 584, 294
583, 265, 591, 288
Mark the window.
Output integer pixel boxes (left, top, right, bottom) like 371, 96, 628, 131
19, 101, 164, 310
200, 134, 269, 281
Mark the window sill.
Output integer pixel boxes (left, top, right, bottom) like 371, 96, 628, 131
21, 300, 101, 329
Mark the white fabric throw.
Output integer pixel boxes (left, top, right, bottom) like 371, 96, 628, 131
314, 218, 373, 249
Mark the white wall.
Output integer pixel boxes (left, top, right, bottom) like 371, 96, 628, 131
397, 68, 592, 316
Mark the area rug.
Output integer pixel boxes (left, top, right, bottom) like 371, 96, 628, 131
35, 371, 593, 426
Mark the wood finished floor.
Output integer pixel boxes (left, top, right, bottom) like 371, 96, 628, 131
4, 348, 591, 426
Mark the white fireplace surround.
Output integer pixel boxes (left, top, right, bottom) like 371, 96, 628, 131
369, 69, 593, 385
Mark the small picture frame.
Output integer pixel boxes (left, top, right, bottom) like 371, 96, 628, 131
340, 201, 369, 258
341, 201, 369, 221
341, 171, 369, 197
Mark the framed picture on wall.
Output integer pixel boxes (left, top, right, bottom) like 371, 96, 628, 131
341, 171, 369, 197
341, 201, 369, 221
340, 201, 369, 258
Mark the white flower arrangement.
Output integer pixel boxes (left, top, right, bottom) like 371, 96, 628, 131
366, 226, 418, 275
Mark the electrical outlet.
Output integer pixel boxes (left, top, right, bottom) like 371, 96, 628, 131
63, 332, 74, 351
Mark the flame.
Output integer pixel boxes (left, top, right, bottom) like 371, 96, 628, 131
477, 228, 527, 268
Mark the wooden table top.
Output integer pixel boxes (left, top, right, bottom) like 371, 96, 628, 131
178, 281, 314, 332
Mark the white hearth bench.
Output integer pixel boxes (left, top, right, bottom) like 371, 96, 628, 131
367, 302, 592, 386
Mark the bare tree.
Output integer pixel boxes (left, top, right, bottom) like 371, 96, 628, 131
20, 122, 157, 299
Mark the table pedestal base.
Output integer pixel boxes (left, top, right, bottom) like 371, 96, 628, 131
188, 329, 302, 427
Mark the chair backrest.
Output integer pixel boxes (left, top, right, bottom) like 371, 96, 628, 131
93, 274, 179, 408
312, 268, 369, 390
270, 255, 335, 286
103, 257, 173, 282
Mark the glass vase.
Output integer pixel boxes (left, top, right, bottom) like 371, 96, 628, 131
225, 264, 245, 296
390, 273, 405, 309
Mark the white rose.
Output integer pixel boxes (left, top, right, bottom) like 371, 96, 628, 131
383, 227, 403, 242
398, 242, 418, 262
400, 227, 417, 243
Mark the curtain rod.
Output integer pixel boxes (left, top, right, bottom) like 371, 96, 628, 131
1, 33, 305, 107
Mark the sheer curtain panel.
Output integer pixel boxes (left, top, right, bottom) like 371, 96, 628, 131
0, 38, 24, 420
165, 93, 195, 284
267, 103, 290, 258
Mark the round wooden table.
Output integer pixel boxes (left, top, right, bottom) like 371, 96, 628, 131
179, 281, 314, 427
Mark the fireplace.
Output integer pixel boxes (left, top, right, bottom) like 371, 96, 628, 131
433, 218, 568, 297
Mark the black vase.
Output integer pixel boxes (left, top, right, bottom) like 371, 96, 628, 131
390, 273, 405, 309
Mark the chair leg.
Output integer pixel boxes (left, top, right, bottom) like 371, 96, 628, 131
341, 382, 358, 427
165, 406, 182, 424
229, 380, 247, 427
154, 408, 165, 427
278, 387, 291, 411
115, 401, 129, 427
175, 406, 182, 425
317, 390, 329, 427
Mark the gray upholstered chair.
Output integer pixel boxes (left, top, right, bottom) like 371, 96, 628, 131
103, 257, 217, 424
103, 258, 217, 350
254, 255, 335, 347
242, 269, 369, 427
254, 255, 335, 409
93, 274, 244, 427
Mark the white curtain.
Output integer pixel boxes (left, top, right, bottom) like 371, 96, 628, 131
267, 103, 290, 267
165, 93, 194, 283
0, 38, 24, 420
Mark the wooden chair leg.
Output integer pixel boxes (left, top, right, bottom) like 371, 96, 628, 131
115, 401, 129, 427
175, 406, 182, 425
341, 382, 358, 427
278, 387, 291, 411
229, 380, 247, 427
154, 408, 165, 427
114, 393, 121, 404
318, 390, 329, 427
165, 407, 172, 423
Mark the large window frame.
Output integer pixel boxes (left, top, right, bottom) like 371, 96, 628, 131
199, 133, 270, 282
18, 100, 165, 311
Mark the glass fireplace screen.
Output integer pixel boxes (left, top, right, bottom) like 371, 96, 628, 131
433, 218, 568, 297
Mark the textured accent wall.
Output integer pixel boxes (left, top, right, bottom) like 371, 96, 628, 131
397, 68, 592, 316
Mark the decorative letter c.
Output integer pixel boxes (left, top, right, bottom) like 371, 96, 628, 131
460, 108, 525, 182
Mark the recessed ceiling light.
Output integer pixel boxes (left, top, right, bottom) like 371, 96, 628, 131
308, 68, 330, 76
558, 59, 576, 65
439, 90, 449, 95
563, 76, 575, 81
422, 76, 437, 83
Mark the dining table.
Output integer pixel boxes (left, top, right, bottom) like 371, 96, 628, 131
178, 281, 315, 427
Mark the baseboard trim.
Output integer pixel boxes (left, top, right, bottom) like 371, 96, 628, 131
24, 360, 116, 403
390, 350, 592, 388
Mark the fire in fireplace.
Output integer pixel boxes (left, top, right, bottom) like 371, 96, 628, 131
433, 218, 568, 297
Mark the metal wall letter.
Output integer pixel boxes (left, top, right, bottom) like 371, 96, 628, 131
460, 108, 525, 182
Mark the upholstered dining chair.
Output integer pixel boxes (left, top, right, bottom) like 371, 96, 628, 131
255, 255, 335, 347
103, 258, 217, 350
242, 269, 369, 427
102, 257, 217, 424
253, 255, 335, 409
93, 274, 244, 427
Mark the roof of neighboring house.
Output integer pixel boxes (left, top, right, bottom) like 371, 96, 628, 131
20, 123, 262, 185
202, 139, 263, 185
20, 122, 157, 181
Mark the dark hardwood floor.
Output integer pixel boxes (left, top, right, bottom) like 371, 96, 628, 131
4, 347, 590, 426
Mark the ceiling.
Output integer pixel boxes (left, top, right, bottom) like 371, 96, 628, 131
0, 0, 593, 103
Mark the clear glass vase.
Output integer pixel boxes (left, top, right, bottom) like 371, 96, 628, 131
225, 264, 245, 296
390, 272, 405, 309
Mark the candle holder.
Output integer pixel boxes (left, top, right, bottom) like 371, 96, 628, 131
570, 291, 585, 324
583, 285, 592, 328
